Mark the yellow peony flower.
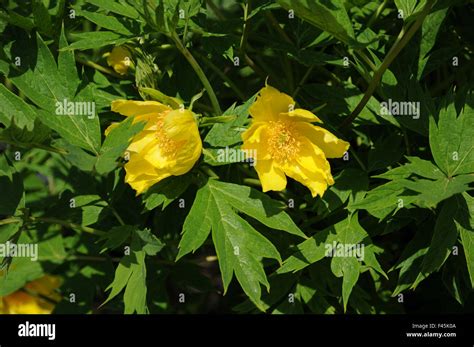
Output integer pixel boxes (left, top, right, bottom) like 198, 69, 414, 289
0, 275, 61, 314
241, 86, 350, 198
108, 100, 202, 195
107, 46, 132, 75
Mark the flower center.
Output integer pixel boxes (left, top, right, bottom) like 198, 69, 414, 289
266, 120, 300, 163
156, 117, 178, 156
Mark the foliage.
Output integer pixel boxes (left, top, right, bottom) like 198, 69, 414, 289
0, 0, 473, 314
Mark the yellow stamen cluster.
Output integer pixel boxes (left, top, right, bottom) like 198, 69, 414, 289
155, 117, 178, 156
266, 120, 301, 164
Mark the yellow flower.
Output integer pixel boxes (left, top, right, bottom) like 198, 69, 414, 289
108, 100, 202, 195
107, 46, 132, 75
241, 86, 350, 198
0, 275, 61, 314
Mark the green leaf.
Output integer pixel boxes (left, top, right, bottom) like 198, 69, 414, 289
136, 229, 164, 256
418, 8, 448, 79
413, 197, 460, 288
204, 96, 255, 147
331, 255, 360, 312
374, 156, 445, 181
178, 179, 304, 309
278, 214, 370, 273
0, 257, 43, 296
276, 0, 361, 47
65, 31, 131, 51
85, 0, 140, 19
350, 180, 417, 220
32, 0, 53, 36
5, 34, 101, 153
99, 225, 133, 252
430, 102, 474, 177
58, 25, 81, 96
0, 84, 37, 132
394, 0, 418, 20
103, 232, 152, 314
74, 8, 135, 35
367, 133, 404, 172
392, 228, 430, 296
0, 155, 24, 216
143, 175, 191, 211
457, 193, 474, 288
95, 117, 145, 175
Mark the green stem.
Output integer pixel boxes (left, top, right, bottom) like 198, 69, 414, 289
0, 217, 22, 226
367, 0, 389, 28
292, 65, 314, 98
0, 137, 68, 155
171, 31, 222, 115
340, 0, 434, 129
194, 52, 246, 101
30, 216, 105, 236
109, 205, 125, 226
76, 54, 124, 79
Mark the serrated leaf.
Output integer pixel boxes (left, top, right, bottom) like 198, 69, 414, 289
204, 96, 255, 147
143, 175, 191, 210
178, 179, 300, 309
5, 34, 101, 153
95, 117, 145, 175
413, 197, 461, 288
276, 0, 361, 47
0, 84, 37, 131
85, 0, 140, 19
103, 232, 149, 313
331, 255, 360, 312
74, 8, 135, 36
430, 102, 474, 177
65, 31, 131, 51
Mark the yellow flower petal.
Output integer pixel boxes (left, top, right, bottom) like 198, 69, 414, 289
242, 85, 348, 198
281, 108, 322, 123
127, 131, 156, 153
125, 173, 169, 195
295, 138, 334, 185
296, 123, 350, 158
250, 85, 295, 121
117, 103, 202, 194
111, 100, 171, 117
0, 275, 61, 314
284, 163, 329, 197
255, 159, 287, 192
105, 122, 119, 136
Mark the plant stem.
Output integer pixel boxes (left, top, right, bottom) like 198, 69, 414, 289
367, 0, 389, 28
30, 216, 105, 236
76, 54, 124, 79
0, 217, 22, 226
194, 52, 246, 101
171, 31, 222, 115
340, 0, 434, 129
0, 137, 68, 155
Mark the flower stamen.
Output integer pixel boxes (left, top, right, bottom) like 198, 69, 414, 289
266, 120, 300, 164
